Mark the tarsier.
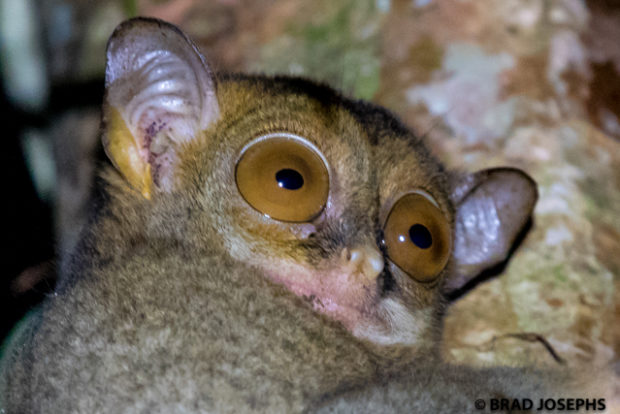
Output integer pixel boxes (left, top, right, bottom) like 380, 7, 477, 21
0, 18, 597, 413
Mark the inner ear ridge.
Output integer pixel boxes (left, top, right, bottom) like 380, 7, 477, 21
446, 166, 538, 293
118, 51, 202, 144
106, 17, 218, 142
453, 166, 530, 194
103, 17, 219, 195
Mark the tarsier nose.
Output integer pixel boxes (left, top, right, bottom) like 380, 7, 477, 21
343, 245, 384, 281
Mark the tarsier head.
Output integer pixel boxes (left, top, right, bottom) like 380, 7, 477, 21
103, 18, 537, 350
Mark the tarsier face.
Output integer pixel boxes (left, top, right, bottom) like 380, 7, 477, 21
103, 18, 537, 347
212, 96, 454, 346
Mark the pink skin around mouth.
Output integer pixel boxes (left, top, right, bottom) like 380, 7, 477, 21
267, 265, 380, 331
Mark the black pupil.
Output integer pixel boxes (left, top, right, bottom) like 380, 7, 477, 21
276, 169, 304, 190
409, 224, 432, 249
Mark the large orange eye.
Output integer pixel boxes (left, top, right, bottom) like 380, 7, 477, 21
383, 193, 451, 282
235, 133, 329, 222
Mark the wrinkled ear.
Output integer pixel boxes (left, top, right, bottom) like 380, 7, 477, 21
103, 17, 219, 198
445, 168, 538, 293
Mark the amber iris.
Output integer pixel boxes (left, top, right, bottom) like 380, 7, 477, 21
236, 135, 329, 222
383, 193, 451, 282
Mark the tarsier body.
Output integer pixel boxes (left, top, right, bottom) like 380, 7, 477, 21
0, 18, 583, 413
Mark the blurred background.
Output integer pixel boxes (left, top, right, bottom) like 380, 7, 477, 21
1, 0, 618, 384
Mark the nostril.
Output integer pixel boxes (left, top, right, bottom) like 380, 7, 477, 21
368, 253, 384, 273
348, 249, 362, 264
346, 249, 352, 261
342, 247, 362, 266
344, 247, 384, 277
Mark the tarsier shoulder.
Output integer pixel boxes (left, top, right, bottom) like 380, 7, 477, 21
0, 17, 559, 413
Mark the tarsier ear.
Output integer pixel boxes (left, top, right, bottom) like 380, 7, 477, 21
445, 168, 538, 293
103, 17, 219, 198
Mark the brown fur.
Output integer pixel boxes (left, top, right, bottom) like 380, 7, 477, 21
0, 72, 445, 414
